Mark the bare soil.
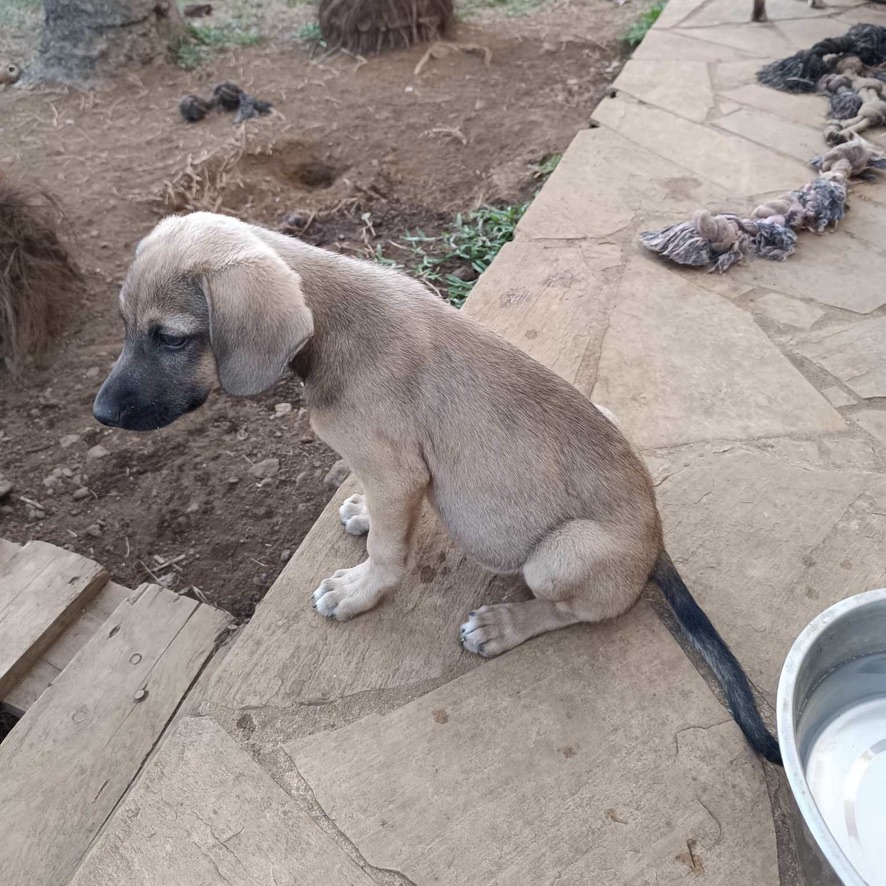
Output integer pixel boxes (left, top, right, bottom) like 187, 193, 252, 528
0, 0, 641, 618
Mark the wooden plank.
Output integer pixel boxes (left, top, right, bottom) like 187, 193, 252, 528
3, 583, 133, 716
3, 659, 59, 715
42, 582, 132, 671
0, 541, 108, 698
69, 717, 378, 886
0, 584, 231, 886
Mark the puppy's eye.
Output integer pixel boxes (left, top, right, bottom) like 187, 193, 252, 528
158, 333, 189, 349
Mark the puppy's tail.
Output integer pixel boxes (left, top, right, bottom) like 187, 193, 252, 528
651, 551, 782, 765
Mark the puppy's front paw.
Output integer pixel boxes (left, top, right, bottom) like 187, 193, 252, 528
339, 493, 370, 536
312, 561, 380, 620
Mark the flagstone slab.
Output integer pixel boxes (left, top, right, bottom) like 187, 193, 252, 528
681, 0, 837, 28
795, 317, 886, 399
821, 385, 856, 408
462, 239, 619, 387
729, 231, 886, 314
69, 717, 377, 886
632, 28, 759, 62
840, 191, 886, 243
516, 126, 737, 241
720, 83, 827, 128
655, 446, 882, 691
656, 0, 709, 30
713, 106, 823, 162
615, 59, 715, 123
714, 58, 776, 91
591, 256, 844, 449
672, 23, 795, 57
287, 604, 777, 886
775, 16, 853, 49
593, 95, 808, 194
853, 410, 886, 448
837, 4, 886, 26
751, 291, 826, 329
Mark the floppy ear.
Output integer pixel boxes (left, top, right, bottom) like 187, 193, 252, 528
202, 254, 314, 396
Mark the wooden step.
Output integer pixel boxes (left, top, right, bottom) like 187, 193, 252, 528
0, 540, 108, 701
0, 538, 133, 715
0, 581, 231, 886
3, 581, 133, 714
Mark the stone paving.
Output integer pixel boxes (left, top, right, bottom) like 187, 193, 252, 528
71, 2, 886, 884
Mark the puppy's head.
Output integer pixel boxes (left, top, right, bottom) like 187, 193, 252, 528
93, 213, 314, 431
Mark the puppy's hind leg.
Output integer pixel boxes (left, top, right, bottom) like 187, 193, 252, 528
461, 598, 583, 657
461, 520, 651, 657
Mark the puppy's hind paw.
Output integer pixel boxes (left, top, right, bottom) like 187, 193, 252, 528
460, 604, 519, 658
339, 493, 370, 536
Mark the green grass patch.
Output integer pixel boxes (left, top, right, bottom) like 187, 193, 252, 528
170, 22, 264, 70
296, 21, 328, 54
375, 204, 528, 308
624, 0, 666, 48
529, 154, 561, 180
297, 22, 323, 41
371, 155, 562, 307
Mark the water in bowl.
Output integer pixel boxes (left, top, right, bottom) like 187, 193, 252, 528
801, 651, 886, 886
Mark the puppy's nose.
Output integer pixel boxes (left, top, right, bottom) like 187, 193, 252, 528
93, 389, 122, 427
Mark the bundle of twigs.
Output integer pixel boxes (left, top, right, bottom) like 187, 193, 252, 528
0, 179, 81, 372
319, 0, 455, 54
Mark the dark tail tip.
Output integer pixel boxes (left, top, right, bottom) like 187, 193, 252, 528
757, 730, 783, 766
652, 552, 782, 766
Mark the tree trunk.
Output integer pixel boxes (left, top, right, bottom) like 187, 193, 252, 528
35, 0, 184, 83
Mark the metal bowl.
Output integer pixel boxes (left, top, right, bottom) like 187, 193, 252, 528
778, 586, 886, 886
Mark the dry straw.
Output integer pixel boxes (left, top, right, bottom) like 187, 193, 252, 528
0, 180, 82, 372
319, 0, 455, 54
155, 118, 277, 214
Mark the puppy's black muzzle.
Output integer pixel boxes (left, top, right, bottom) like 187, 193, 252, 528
92, 385, 124, 427
93, 344, 209, 432
93, 373, 175, 431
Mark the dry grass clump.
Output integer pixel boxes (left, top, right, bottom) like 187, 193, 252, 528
154, 118, 276, 213
0, 179, 82, 372
319, 0, 454, 55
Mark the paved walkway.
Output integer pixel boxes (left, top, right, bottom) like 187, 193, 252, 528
71, 2, 886, 884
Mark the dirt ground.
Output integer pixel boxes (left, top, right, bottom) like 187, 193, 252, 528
0, 0, 644, 618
